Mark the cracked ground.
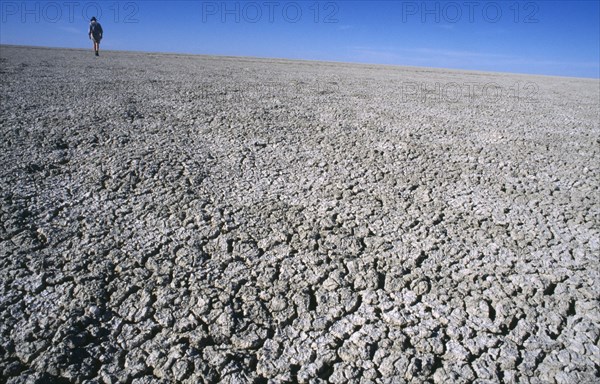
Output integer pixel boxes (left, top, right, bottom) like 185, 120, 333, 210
0, 46, 599, 383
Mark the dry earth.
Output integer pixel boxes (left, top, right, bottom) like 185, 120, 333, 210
0, 45, 599, 383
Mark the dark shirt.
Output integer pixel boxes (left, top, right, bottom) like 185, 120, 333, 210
89, 22, 103, 40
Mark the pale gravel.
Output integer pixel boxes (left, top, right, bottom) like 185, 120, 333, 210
0, 45, 599, 383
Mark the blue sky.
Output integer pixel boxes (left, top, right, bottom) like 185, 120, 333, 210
1, 0, 598, 78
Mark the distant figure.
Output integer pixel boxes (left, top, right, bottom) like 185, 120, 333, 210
89, 17, 103, 56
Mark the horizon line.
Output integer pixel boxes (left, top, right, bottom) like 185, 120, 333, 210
1, 43, 599, 81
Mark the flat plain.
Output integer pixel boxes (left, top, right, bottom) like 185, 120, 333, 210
0, 45, 598, 383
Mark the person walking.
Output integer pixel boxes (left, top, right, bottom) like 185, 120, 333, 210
89, 17, 103, 56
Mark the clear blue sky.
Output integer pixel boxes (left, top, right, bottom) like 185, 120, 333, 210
1, 1, 599, 78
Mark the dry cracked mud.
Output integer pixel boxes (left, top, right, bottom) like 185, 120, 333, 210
0, 45, 598, 383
